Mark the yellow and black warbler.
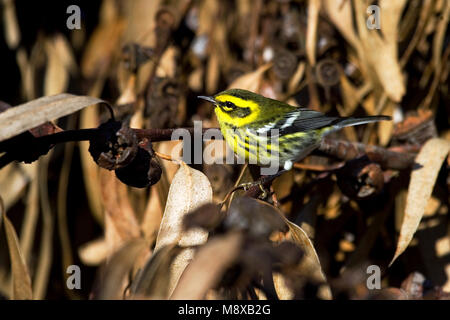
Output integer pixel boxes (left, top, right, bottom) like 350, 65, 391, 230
199, 89, 391, 171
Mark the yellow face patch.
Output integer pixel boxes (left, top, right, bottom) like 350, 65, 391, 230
213, 94, 260, 127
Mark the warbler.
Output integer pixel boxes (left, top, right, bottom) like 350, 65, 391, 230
198, 89, 391, 171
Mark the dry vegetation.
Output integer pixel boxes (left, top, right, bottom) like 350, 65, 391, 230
0, 0, 449, 300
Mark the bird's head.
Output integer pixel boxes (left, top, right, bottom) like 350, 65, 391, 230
198, 89, 265, 127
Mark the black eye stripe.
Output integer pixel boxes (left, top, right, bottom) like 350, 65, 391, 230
218, 101, 236, 109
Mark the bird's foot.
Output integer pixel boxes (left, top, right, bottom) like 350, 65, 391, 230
238, 181, 270, 199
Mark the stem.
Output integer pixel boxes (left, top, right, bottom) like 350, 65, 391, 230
317, 138, 416, 170
1, 125, 418, 173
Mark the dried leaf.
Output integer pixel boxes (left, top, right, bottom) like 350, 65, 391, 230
79, 105, 103, 225
227, 63, 272, 92
390, 138, 450, 266
154, 163, 212, 295
44, 40, 69, 96
93, 239, 148, 300
0, 94, 104, 142
323, 0, 360, 49
354, 0, 407, 102
378, 101, 395, 146
44, 35, 76, 96
273, 273, 293, 300
1, 199, 32, 300
306, 0, 321, 66
2, 0, 20, 49
19, 173, 39, 264
206, 48, 220, 94
140, 186, 164, 244
0, 162, 36, 211
81, 4, 125, 78
130, 244, 182, 299
284, 219, 332, 300
78, 237, 109, 266
287, 62, 306, 95
32, 156, 53, 300
100, 169, 140, 255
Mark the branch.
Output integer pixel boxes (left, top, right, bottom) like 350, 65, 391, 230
317, 138, 416, 170
1, 125, 418, 173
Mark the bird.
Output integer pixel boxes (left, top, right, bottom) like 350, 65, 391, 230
198, 89, 391, 172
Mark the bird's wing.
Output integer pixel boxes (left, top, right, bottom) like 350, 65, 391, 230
277, 109, 339, 135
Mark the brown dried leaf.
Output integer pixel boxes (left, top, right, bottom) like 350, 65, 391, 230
284, 219, 332, 300
378, 101, 395, 146
44, 35, 76, 96
0, 94, 104, 142
2, 0, 20, 49
287, 62, 306, 95
354, 0, 407, 102
154, 163, 212, 295
44, 39, 69, 96
19, 174, 39, 264
100, 169, 140, 255
81, 1, 125, 78
78, 237, 109, 266
306, 0, 321, 66
140, 186, 164, 244
390, 138, 450, 266
130, 244, 182, 299
93, 239, 148, 300
0, 162, 37, 211
0, 199, 32, 300
432, 0, 450, 72
323, 0, 360, 49
206, 48, 220, 94
79, 105, 103, 225
227, 63, 272, 92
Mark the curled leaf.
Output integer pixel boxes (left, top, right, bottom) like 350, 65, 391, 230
390, 138, 450, 266
284, 219, 332, 300
1, 198, 33, 300
227, 63, 272, 92
0, 94, 105, 142
154, 163, 212, 295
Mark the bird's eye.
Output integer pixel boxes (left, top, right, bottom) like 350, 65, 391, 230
225, 101, 235, 109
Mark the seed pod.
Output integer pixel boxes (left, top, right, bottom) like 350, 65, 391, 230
273, 47, 298, 80
115, 148, 162, 188
336, 157, 384, 199
89, 120, 138, 170
315, 58, 341, 87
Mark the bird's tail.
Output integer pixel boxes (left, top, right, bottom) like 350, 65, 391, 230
324, 115, 391, 135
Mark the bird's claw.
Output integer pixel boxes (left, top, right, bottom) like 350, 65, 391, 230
237, 181, 270, 199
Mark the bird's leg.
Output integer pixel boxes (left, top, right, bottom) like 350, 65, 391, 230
238, 169, 287, 199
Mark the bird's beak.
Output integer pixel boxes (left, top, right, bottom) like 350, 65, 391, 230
197, 96, 216, 104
